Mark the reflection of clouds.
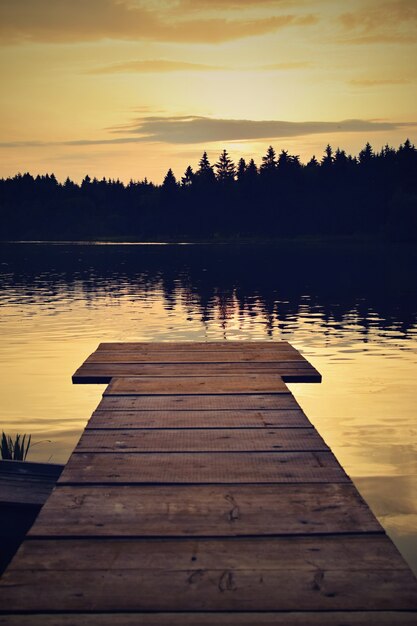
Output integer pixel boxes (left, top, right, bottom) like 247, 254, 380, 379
355, 476, 417, 521
355, 475, 417, 573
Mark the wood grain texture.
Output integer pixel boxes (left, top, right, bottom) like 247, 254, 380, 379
29, 483, 382, 537
97, 341, 298, 351
75, 428, 327, 453
87, 409, 311, 429
2, 613, 417, 626
0, 461, 63, 506
97, 393, 299, 411
2, 537, 417, 612
58, 451, 349, 484
86, 350, 307, 364
104, 376, 289, 396
73, 362, 321, 384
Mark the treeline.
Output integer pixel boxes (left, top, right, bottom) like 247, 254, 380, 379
1, 140, 416, 241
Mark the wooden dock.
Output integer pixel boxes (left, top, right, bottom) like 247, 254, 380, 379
0, 341, 416, 625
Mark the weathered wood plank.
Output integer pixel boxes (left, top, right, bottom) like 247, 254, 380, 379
88, 409, 311, 429
81, 361, 314, 372
87, 351, 307, 363
104, 376, 290, 396
73, 362, 321, 384
2, 537, 417, 611
97, 341, 298, 351
58, 451, 348, 484
75, 428, 327, 453
2, 613, 417, 626
28, 483, 382, 537
97, 394, 299, 411
0, 461, 63, 506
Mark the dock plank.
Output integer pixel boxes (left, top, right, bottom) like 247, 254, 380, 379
75, 428, 327, 452
104, 376, 289, 395
87, 350, 307, 363
87, 409, 311, 429
58, 451, 349, 484
97, 393, 300, 411
73, 361, 321, 384
2, 613, 417, 626
28, 483, 383, 537
97, 341, 299, 351
2, 537, 416, 612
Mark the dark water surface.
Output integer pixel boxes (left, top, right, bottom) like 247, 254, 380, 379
1, 241, 416, 573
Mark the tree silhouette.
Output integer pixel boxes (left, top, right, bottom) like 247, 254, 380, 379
1, 139, 416, 242
260, 146, 277, 174
215, 149, 235, 182
237, 158, 247, 181
162, 168, 177, 191
196, 151, 215, 185
321, 144, 333, 169
181, 165, 194, 187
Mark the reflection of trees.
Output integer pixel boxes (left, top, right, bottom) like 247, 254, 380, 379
1, 242, 416, 340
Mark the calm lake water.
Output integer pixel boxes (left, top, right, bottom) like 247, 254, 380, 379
1, 241, 417, 574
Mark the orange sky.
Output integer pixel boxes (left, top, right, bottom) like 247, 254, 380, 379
0, 0, 416, 183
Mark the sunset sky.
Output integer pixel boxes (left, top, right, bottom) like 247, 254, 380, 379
1, 0, 416, 183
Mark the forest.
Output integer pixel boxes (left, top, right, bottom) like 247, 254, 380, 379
0, 140, 416, 241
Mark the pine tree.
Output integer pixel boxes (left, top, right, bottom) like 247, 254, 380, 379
359, 142, 374, 166
162, 168, 178, 192
260, 146, 277, 173
321, 144, 333, 169
237, 158, 247, 181
181, 165, 194, 187
196, 151, 215, 184
215, 149, 236, 183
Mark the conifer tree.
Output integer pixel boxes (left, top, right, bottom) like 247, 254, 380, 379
260, 146, 277, 173
181, 165, 194, 187
215, 149, 236, 182
359, 142, 374, 166
237, 158, 247, 181
321, 144, 334, 168
162, 168, 178, 191
196, 151, 215, 184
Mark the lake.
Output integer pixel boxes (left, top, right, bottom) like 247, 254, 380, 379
1, 240, 416, 574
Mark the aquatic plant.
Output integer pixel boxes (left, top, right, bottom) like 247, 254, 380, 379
1, 432, 32, 461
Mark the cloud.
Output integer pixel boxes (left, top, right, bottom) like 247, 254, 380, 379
2, 116, 415, 148
88, 58, 310, 74
339, 0, 417, 44
258, 61, 310, 70
0, 0, 316, 44
350, 78, 411, 87
88, 59, 225, 74
113, 115, 417, 144
175, 0, 293, 8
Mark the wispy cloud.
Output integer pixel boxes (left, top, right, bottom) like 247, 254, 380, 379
350, 78, 411, 87
114, 115, 417, 144
339, 0, 417, 44
1, 115, 415, 148
174, 0, 295, 8
88, 58, 310, 74
88, 59, 225, 74
258, 61, 310, 70
0, 0, 316, 44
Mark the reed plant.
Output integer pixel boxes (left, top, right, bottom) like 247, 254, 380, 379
1, 432, 32, 461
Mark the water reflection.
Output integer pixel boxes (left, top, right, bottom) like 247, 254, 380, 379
0, 241, 416, 573
2, 243, 417, 335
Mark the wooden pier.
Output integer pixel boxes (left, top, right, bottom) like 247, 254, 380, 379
0, 341, 416, 624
